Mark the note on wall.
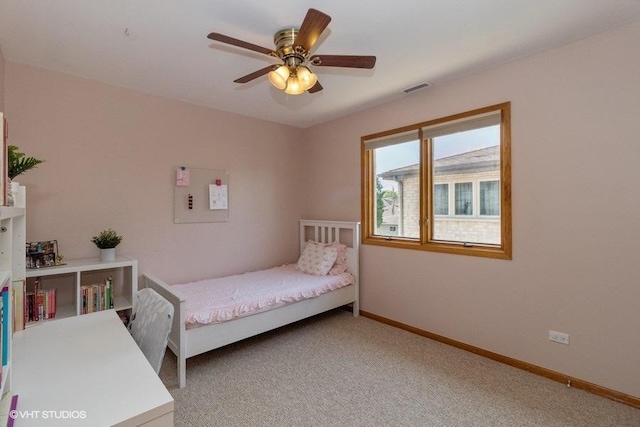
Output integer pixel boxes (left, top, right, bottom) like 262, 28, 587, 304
209, 184, 228, 210
174, 167, 229, 223
176, 167, 190, 186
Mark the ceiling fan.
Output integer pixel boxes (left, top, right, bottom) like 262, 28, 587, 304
207, 8, 376, 95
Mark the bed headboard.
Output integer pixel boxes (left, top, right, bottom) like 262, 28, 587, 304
299, 220, 361, 290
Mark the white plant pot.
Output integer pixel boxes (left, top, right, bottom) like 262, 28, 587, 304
11, 182, 26, 207
100, 248, 116, 262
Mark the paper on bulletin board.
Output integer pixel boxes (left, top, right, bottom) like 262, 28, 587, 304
209, 184, 228, 210
176, 168, 190, 186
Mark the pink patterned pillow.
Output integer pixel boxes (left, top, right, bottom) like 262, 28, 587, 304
296, 242, 338, 276
325, 242, 348, 275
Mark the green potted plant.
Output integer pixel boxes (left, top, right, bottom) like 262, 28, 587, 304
8, 145, 44, 180
7, 145, 44, 206
91, 228, 123, 262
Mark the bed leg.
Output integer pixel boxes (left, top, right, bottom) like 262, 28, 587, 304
352, 300, 359, 317
178, 357, 186, 389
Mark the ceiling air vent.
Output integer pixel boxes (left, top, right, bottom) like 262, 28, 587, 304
402, 82, 431, 94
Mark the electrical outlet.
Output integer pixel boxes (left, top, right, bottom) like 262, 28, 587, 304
549, 330, 570, 345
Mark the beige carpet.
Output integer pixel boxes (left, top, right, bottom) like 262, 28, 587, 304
159, 309, 640, 426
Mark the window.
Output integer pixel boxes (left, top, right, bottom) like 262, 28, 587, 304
454, 182, 473, 216
361, 103, 511, 259
480, 180, 500, 216
434, 184, 448, 215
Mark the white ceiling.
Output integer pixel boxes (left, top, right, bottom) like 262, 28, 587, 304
1, 1, 640, 128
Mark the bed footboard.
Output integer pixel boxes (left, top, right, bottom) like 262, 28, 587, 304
143, 273, 188, 388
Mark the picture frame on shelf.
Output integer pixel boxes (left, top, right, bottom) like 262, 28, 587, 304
26, 240, 63, 269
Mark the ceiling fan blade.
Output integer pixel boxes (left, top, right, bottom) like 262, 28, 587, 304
234, 65, 276, 84
208, 32, 276, 57
308, 81, 323, 93
294, 8, 331, 52
310, 55, 376, 69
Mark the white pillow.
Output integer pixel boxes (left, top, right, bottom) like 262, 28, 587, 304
296, 242, 338, 276
325, 242, 348, 275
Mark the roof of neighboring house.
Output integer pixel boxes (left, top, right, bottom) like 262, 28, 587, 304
378, 145, 499, 180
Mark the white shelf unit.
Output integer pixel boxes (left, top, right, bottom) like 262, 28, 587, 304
0, 201, 27, 406
25, 256, 138, 323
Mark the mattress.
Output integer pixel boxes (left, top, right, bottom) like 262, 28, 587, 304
171, 264, 354, 327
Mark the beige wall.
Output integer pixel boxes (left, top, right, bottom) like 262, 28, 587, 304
302, 19, 640, 399
5, 63, 305, 284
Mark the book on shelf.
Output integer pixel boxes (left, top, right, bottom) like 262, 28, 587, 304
25, 288, 56, 324
81, 278, 114, 315
0, 292, 3, 377
12, 280, 26, 332
0, 393, 18, 427
1, 285, 9, 366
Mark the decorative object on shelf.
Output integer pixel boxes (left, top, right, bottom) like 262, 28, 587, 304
7, 144, 44, 206
26, 240, 62, 269
91, 228, 123, 262
8, 145, 44, 180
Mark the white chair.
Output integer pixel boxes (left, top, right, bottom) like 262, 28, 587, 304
128, 288, 174, 375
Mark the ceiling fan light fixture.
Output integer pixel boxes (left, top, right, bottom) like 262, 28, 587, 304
284, 75, 304, 95
296, 66, 317, 91
208, 9, 376, 95
268, 65, 290, 90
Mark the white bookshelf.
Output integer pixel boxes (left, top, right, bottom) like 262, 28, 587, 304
0, 187, 27, 420
25, 256, 138, 323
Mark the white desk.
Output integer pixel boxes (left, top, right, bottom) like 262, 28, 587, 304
11, 310, 174, 426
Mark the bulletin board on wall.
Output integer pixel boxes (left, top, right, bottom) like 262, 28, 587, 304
173, 166, 230, 224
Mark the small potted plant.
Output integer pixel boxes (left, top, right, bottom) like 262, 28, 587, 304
7, 145, 44, 206
8, 145, 44, 180
91, 228, 123, 262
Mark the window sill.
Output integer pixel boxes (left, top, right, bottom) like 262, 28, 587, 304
363, 236, 512, 260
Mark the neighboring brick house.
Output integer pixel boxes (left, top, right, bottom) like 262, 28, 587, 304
378, 145, 500, 244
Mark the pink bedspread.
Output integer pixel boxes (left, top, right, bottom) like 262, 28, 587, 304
171, 264, 354, 327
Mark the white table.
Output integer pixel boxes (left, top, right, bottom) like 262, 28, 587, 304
11, 310, 174, 426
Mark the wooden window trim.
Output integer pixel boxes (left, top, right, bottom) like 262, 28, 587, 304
361, 102, 512, 260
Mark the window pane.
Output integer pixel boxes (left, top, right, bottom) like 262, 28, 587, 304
431, 125, 501, 245
480, 180, 500, 216
374, 140, 420, 238
434, 184, 448, 215
455, 182, 473, 215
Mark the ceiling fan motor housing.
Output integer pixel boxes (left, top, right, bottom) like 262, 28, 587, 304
274, 28, 306, 67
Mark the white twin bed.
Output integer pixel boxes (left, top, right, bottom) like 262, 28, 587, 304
143, 220, 360, 388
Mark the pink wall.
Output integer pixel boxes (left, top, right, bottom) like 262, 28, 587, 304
303, 20, 640, 398
5, 18, 640, 400
0, 46, 5, 111
5, 64, 305, 284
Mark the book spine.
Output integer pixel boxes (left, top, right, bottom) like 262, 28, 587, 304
0, 292, 3, 373
106, 277, 113, 309
22, 281, 27, 327
2, 285, 9, 366
12, 280, 25, 332
81, 285, 87, 315
105, 283, 110, 312
26, 293, 33, 322
51, 288, 56, 319
43, 290, 49, 320
7, 394, 19, 427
